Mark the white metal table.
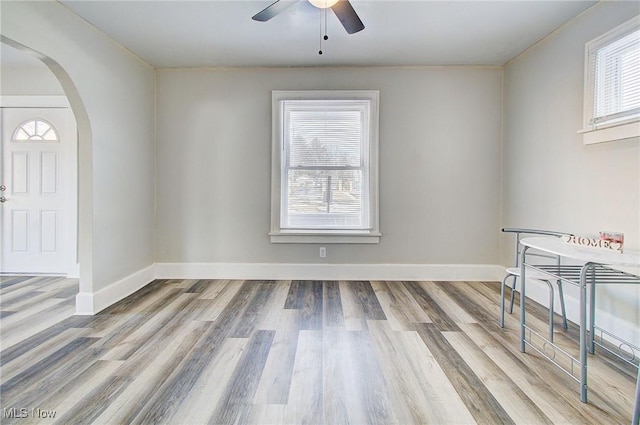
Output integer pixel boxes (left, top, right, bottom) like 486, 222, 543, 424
519, 236, 640, 424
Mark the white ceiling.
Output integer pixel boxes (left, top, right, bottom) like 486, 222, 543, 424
13, 0, 599, 68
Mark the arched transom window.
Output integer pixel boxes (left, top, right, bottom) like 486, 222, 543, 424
12, 119, 59, 142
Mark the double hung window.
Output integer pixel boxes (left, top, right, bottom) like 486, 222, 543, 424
582, 17, 639, 144
270, 91, 380, 243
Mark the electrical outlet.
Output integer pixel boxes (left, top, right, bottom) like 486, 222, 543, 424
319, 247, 327, 258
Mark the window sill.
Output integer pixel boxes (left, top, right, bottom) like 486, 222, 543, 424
269, 231, 381, 244
579, 120, 640, 145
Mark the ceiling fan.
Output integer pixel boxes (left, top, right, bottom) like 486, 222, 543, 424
252, 0, 365, 35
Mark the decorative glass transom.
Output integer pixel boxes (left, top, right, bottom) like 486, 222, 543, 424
13, 119, 59, 142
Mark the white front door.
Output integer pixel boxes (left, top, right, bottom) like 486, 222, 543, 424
1, 107, 73, 274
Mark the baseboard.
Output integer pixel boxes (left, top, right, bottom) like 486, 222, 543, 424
75, 264, 155, 315
154, 262, 504, 282
72, 263, 640, 347
73, 262, 501, 315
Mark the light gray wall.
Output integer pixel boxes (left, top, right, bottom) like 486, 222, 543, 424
156, 66, 503, 265
1, 1, 156, 294
502, 1, 639, 342
1, 66, 65, 96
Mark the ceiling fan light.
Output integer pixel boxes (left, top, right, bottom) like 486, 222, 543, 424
309, 0, 340, 9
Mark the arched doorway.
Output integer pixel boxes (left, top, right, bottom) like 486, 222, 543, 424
0, 36, 92, 322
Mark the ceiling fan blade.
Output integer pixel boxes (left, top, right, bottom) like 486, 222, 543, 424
331, 0, 364, 34
252, 0, 300, 22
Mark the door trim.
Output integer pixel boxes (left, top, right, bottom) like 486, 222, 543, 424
0, 95, 78, 277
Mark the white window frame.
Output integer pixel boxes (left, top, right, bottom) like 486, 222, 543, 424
580, 16, 640, 145
270, 90, 381, 244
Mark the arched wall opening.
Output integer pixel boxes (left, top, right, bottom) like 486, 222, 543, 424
1, 36, 94, 301
2, 1, 156, 316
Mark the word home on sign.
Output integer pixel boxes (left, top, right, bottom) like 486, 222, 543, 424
562, 234, 623, 253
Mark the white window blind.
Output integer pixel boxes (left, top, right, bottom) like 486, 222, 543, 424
281, 99, 370, 230
587, 23, 640, 128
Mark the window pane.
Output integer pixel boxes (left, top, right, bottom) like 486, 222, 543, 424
621, 46, 640, 111
284, 169, 367, 228
288, 109, 362, 167
594, 28, 640, 119
35, 120, 51, 137
23, 120, 36, 136
42, 129, 58, 141
12, 119, 59, 142
14, 128, 29, 141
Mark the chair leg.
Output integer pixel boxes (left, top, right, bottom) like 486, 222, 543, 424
557, 280, 568, 330
500, 274, 513, 328
508, 275, 518, 314
500, 275, 506, 328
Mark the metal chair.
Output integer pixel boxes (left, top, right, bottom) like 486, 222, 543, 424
499, 227, 569, 342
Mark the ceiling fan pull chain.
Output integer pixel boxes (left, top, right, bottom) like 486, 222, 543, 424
319, 7, 324, 55
319, 7, 329, 55
324, 6, 328, 41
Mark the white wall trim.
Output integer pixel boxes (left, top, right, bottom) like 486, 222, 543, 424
74, 262, 501, 315
155, 262, 503, 282
75, 264, 155, 315
71, 262, 639, 347
580, 120, 640, 145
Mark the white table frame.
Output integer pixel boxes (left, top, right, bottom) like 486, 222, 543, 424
518, 236, 640, 425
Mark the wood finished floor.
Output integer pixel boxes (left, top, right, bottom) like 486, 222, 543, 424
0, 276, 637, 425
